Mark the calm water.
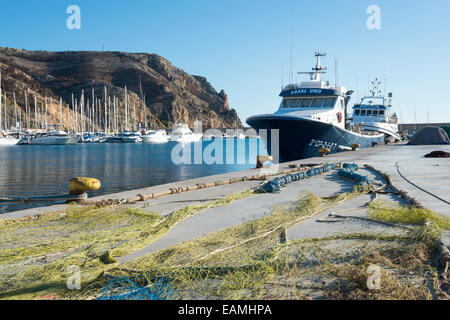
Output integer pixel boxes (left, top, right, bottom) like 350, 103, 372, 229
0, 139, 266, 214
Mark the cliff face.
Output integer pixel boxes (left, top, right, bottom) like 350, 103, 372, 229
0, 47, 241, 130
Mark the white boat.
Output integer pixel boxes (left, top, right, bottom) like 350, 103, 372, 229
141, 129, 169, 143
118, 131, 142, 143
28, 131, 78, 145
169, 123, 202, 143
0, 133, 19, 145
350, 79, 401, 142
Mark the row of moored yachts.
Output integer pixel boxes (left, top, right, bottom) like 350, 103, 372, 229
0, 123, 249, 146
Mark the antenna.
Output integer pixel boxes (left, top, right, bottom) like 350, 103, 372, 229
334, 58, 339, 87
298, 51, 327, 81
289, 28, 293, 83
356, 77, 360, 102
289, 3, 294, 84
281, 40, 284, 90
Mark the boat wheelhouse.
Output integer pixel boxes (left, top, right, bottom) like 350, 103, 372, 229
247, 52, 385, 162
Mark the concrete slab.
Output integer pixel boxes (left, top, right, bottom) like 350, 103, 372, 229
134, 181, 260, 216
118, 171, 358, 263
287, 193, 407, 241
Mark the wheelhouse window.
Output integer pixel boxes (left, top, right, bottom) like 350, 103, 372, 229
372, 110, 379, 116
379, 110, 385, 116
281, 100, 291, 108
366, 110, 372, 116
310, 98, 324, 108
322, 97, 336, 108
289, 99, 302, 108
354, 110, 360, 116
360, 110, 366, 116
300, 98, 312, 108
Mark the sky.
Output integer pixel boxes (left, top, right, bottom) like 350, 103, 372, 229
1, 0, 449, 124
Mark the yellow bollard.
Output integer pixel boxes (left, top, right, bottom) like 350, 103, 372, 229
351, 144, 360, 151
256, 155, 273, 169
318, 148, 331, 157
69, 177, 101, 195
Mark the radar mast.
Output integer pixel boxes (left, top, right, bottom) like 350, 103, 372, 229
298, 51, 327, 81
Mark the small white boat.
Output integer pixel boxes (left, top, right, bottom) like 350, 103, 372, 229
0, 134, 19, 145
28, 131, 78, 145
142, 129, 169, 143
118, 131, 142, 143
169, 123, 202, 143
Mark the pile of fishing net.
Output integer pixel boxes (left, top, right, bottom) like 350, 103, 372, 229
338, 164, 373, 186
258, 164, 337, 193
97, 277, 179, 300
408, 127, 450, 145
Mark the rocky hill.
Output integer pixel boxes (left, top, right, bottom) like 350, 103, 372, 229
0, 47, 241, 131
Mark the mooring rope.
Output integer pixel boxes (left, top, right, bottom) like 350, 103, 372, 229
395, 162, 450, 206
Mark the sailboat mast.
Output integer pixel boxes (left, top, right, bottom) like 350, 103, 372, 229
133, 100, 136, 131
113, 95, 116, 133
74, 99, 78, 133
25, 90, 29, 131
15, 93, 19, 130
104, 86, 107, 133
59, 97, 63, 130
80, 90, 84, 135
108, 96, 111, 133
139, 80, 146, 130
34, 96, 38, 130
0, 73, 2, 131
44, 96, 48, 131
50, 97, 53, 131
143, 95, 146, 130
125, 86, 128, 131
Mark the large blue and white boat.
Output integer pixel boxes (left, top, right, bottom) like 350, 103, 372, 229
247, 52, 385, 162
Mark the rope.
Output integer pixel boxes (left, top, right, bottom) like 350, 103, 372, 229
395, 162, 450, 206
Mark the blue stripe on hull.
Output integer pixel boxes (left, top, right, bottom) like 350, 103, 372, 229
247, 117, 385, 162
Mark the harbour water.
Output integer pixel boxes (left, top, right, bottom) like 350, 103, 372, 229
0, 138, 265, 214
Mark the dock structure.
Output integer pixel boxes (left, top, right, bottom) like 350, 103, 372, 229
1, 144, 449, 300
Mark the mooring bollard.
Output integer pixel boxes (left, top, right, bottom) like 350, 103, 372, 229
256, 155, 273, 169
351, 144, 361, 151
318, 148, 331, 157
69, 177, 101, 195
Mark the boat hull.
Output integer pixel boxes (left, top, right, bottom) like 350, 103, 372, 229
247, 115, 385, 162
0, 138, 19, 146
359, 122, 402, 141
28, 135, 77, 145
141, 135, 169, 143
121, 137, 142, 143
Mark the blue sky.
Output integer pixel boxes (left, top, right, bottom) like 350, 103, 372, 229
1, 0, 449, 124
